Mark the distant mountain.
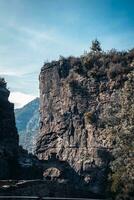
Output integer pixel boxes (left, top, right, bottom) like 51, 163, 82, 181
15, 97, 39, 153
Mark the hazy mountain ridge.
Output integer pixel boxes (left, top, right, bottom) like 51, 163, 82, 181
15, 97, 39, 153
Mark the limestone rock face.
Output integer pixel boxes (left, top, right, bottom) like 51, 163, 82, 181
36, 52, 134, 197
0, 85, 19, 179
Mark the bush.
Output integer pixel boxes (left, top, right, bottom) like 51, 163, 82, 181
0, 77, 7, 88
69, 80, 89, 97
111, 168, 124, 193
107, 63, 124, 79
90, 39, 102, 52
128, 48, 134, 59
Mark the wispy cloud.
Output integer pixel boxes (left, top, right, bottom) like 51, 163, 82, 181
5, 22, 86, 57
9, 91, 36, 108
0, 69, 22, 76
0, 0, 133, 108
0, 73, 39, 97
16, 25, 59, 52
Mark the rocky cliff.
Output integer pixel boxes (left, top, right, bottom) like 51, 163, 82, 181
0, 78, 19, 179
0, 79, 42, 181
36, 49, 134, 198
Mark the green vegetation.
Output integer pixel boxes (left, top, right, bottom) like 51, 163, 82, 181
108, 73, 134, 199
59, 40, 134, 87
69, 80, 89, 97
0, 77, 7, 88
90, 39, 102, 52
111, 167, 126, 193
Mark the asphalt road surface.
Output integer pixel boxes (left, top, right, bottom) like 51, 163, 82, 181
0, 196, 112, 200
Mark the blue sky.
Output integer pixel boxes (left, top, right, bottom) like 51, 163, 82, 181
0, 0, 134, 107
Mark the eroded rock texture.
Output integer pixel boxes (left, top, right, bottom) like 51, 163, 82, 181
0, 83, 19, 179
36, 50, 134, 198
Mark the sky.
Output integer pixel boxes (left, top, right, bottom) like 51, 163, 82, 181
0, 0, 134, 108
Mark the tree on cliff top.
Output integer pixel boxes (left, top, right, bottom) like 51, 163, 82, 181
0, 77, 7, 88
90, 39, 102, 52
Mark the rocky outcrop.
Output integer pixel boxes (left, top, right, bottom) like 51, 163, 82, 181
0, 81, 19, 179
0, 80, 41, 181
36, 49, 134, 198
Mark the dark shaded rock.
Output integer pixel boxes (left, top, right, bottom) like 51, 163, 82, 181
0, 180, 100, 198
17, 147, 43, 180
0, 85, 19, 179
0, 81, 42, 181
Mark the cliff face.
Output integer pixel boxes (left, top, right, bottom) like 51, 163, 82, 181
0, 82, 19, 179
0, 80, 42, 180
37, 50, 134, 197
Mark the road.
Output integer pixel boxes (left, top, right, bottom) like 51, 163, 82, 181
0, 196, 112, 200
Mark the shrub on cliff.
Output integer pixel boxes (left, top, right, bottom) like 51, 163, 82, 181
0, 77, 7, 88
128, 48, 134, 59
90, 39, 102, 52
69, 80, 89, 97
107, 63, 124, 79
108, 74, 134, 199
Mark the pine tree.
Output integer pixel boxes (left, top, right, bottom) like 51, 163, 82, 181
90, 39, 102, 52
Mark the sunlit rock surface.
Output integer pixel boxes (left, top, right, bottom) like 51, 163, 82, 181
36, 50, 134, 198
